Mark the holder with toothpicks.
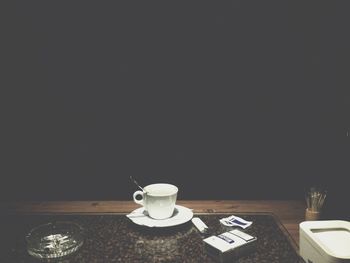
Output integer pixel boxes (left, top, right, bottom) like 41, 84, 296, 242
305, 186, 327, 221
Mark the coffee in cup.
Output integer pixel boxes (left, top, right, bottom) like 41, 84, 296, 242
133, 183, 178, 220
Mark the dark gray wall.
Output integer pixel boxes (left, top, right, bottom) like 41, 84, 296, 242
3, 1, 350, 216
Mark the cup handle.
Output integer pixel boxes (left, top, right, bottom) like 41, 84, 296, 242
133, 190, 144, 206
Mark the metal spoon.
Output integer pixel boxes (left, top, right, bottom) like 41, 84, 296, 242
129, 176, 146, 192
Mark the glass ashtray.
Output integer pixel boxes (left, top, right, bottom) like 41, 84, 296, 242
26, 221, 84, 259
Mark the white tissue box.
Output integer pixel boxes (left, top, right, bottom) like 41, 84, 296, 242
300, 220, 350, 263
203, 229, 257, 262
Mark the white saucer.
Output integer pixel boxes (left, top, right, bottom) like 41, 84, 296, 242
126, 205, 193, 228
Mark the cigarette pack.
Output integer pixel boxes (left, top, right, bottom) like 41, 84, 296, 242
203, 229, 257, 262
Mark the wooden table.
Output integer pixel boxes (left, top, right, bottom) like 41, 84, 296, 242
0, 200, 305, 247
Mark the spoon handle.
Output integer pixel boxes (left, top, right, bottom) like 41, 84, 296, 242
129, 176, 145, 192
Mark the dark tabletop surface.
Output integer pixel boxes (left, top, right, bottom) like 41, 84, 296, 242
0, 213, 302, 263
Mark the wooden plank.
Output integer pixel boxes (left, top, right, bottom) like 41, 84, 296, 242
0, 200, 305, 246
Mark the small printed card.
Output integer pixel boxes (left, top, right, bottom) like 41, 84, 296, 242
219, 215, 252, 229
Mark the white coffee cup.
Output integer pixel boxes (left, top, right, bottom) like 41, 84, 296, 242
133, 183, 178, 220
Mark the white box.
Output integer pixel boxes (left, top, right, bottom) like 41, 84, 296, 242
203, 229, 257, 262
300, 220, 350, 263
